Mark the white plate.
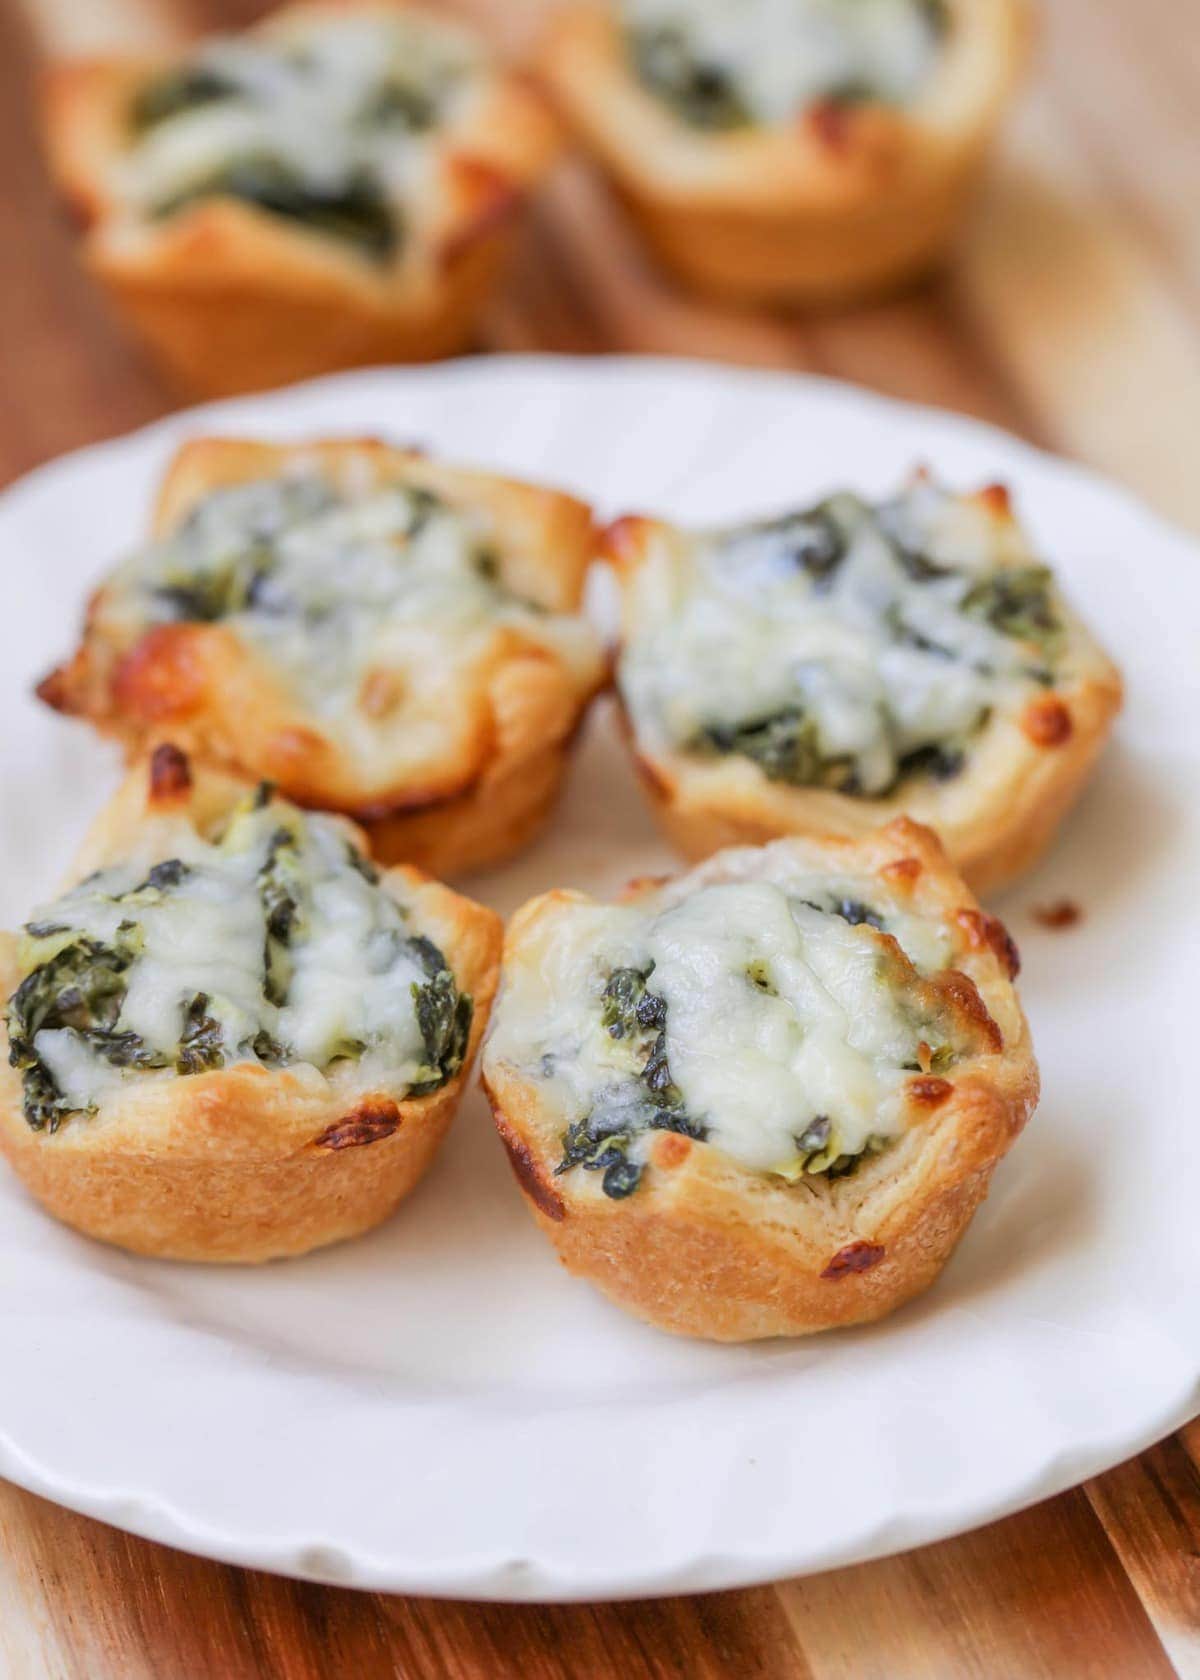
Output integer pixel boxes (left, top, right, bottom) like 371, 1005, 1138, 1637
2, 356, 1198, 1602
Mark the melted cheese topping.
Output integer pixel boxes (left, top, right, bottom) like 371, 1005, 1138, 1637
100, 467, 599, 776
12, 798, 456, 1126
624, 0, 946, 123
116, 11, 482, 232
487, 863, 957, 1184
619, 479, 1065, 797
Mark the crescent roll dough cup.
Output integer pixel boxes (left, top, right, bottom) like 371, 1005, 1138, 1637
483, 819, 1037, 1341
44, 1, 560, 394
0, 747, 501, 1262
38, 437, 607, 879
606, 476, 1122, 896
541, 0, 1030, 304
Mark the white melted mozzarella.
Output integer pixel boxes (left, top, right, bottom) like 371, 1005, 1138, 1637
116, 12, 481, 222
281, 866, 428, 1068
624, 0, 945, 121
104, 469, 598, 761
489, 869, 955, 1181
646, 883, 916, 1168
15, 800, 446, 1121
619, 480, 1061, 797
118, 866, 270, 1056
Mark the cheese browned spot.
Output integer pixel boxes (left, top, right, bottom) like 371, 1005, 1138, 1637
493, 1110, 567, 1221
880, 856, 923, 891
1022, 695, 1073, 747
315, 1098, 401, 1150
908, 1075, 952, 1107
954, 907, 1020, 980
821, 1240, 886, 1279
807, 98, 854, 152
149, 740, 193, 800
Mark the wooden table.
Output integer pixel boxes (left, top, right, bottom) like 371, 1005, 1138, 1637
3, 1, 1199, 1674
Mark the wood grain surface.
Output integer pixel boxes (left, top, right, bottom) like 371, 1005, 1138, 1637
2, 1, 1198, 1674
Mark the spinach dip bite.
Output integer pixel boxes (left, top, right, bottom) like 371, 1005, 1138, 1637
540, 0, 1029, 303
0, 746, 501, 1262
43, 1, 559, 393
482, 820, 1036, 1340
40, 437, 607, 879
608, 473, 1122, 894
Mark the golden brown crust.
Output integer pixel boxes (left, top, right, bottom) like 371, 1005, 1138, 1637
539, 0, 1031, 304
0, 752, 503, 1262
42, 3, 560, 394
37, 436, 607, 879
482, 818, 1038, 1341
604, 489, 1124, 897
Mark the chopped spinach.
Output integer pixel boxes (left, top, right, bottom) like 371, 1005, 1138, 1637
9, 938, 127, 1044
259, 826, 302, 943
629, 0, 945, 128
145, 859, 189, 891
629, 25, 750, 129
258, 825, 304, 1007
747, 959, 777, 994
405, 486, 441, 539
18, 1062, 72, 1132
962, 565, 1062, 650
887, 611, 956, 658
601, 964, 666, 1038
410, 948, 473, 1097
154, 543, 275, 622
698, 709, 817, 784
407, 934, 448, 980
251, 1027, 288, 1065
153, 154, 399, 262
358, 78, 438, 131
803, 898, 884, 930
130, 66, 239, 135
696, 708, 861, 792
698, 705, 978, 796
786, 510, 848, 586
896, 741, 967, 784
796, 1115, 831, 1155
6, 934, 149, 1131
826, 1135, 889, 1179
783, 1115, 890, 1180
175, 993, 226, 1074
894, 542, 952, 583
6, 801, 471, 1129
738, 508, 848, 588
597, 1156, 642, 1199
345, 843, 381, 885
557, 966, 703, 1200
556, 1079, 703, 1201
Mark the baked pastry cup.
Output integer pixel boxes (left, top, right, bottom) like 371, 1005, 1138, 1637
607, 472, 1122, 897
541, 0, 1030, 305
483, 818, 1037, 1341
43, 1, 559, 394
38, 436, 608, 879
0, 744, 501, 1262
